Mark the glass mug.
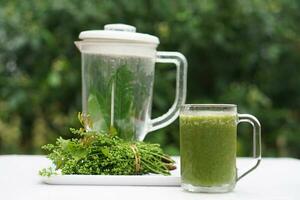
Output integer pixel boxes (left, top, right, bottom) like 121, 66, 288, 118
180, 104, 261, 193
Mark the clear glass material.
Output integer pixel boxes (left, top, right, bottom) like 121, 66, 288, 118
78, 49, 187, 141
180, 104, 261, 193
82, 54, 154, 140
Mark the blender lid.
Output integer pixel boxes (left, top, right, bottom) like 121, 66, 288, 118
79, 24, 159, 45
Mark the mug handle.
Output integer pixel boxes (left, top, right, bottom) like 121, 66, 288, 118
148, 51, 187, 133
237, 114, 262, 181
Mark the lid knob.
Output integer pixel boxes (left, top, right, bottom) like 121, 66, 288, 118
104, 24, 136, 32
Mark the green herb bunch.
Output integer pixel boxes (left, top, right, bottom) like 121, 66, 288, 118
39, 113, 176, 177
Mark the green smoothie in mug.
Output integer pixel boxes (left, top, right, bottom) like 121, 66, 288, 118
180, 114, 237, 186
180, 104, 262, 193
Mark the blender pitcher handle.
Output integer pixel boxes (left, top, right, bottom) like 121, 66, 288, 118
237, 114, 262, 181
148, 51, 187, 132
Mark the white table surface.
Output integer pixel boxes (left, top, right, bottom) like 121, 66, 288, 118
0, 155, 299, 200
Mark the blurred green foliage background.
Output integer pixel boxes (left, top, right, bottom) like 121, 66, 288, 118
1, 0, 300, 157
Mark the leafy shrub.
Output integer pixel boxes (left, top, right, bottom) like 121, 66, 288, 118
1, 0, 300, 157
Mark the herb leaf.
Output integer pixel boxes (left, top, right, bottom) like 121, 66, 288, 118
39, 115, 176, 177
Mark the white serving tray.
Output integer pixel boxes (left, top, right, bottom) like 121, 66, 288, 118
41, 157, 180, 186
